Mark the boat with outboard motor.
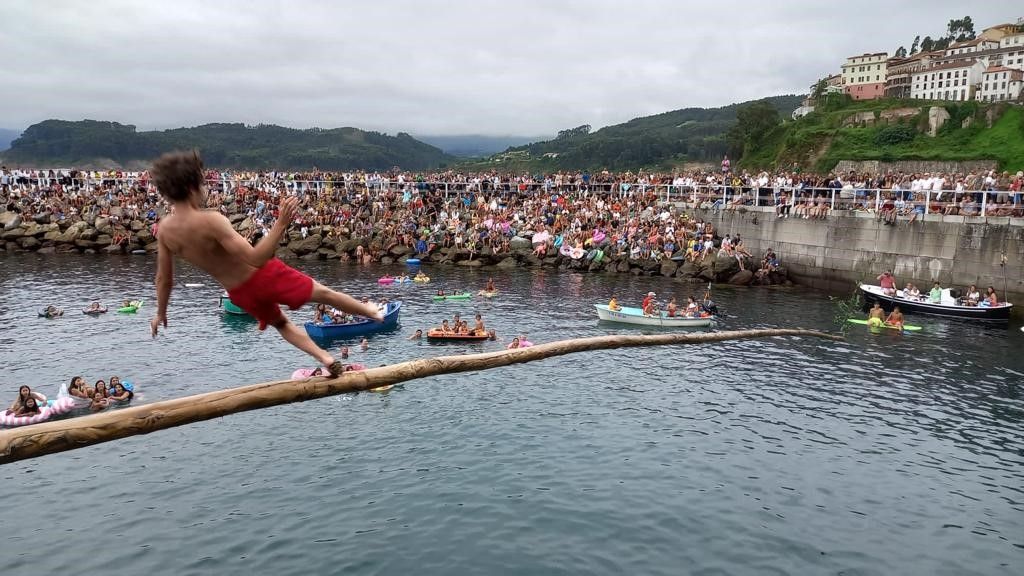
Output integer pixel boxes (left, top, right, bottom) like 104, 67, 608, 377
859, 284, 1012, 321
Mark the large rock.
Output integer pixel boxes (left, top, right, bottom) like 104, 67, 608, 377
317, 248, 339, 260
677, 260, 699, 278
713, 253, 740, 280
78, 227, 99, 241
458, 259, 484, 267
696, 261, 716, 281
275, 247, 297, 259
1, 227, 25, 240
509, 236, 532, 250
616, 259, 631, 273
103, 244, 124, 254
32, 213, 51, 225
1, 212, 21, 230
381, 256, 394, 265
95, 234, 112, 245
288, 234, 322, 256
927, 106, 950, 137
389, 244, 412, 257
496, 257, 518, 268
18, 236, 40, 249
37, 246, 56, 254
236, 217, 254, 232
44, 230, 62, 241
145, 241, 160, 253
229, 213, 247, 224
129, 220, 146, 232
75, 239, 98, 249
660, 260, 679, 277
727, 270, 754, 285
336, 238, 364, 254
56, 222, 90, 243
136, 228, 155, 244
94, 217, 112, 235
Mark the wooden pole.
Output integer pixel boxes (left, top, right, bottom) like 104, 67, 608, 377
0, 329, 840, 464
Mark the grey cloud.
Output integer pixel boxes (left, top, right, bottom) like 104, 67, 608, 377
0, 0, 1017, 135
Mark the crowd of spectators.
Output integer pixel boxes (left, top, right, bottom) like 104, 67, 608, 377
2, 165, 1022, 263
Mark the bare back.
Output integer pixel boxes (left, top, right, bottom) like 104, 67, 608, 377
157, 209, 259, 290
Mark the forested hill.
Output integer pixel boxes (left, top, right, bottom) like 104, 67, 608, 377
1, 120, 453, 170
484, 95, 804, 170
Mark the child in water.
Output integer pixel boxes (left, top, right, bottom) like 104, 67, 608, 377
148, 151, 382, 377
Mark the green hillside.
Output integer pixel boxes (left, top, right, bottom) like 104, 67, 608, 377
2, 120, 453, 170
465, 95, 804, 171
744, 95, 1024, 172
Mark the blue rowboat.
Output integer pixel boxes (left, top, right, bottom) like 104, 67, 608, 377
304, 301, 401, 339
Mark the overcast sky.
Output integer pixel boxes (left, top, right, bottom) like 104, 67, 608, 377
0, 0, 1018, 135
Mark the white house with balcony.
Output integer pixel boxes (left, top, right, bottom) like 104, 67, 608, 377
977, 65, 1024, 102
910, 59, 987, 101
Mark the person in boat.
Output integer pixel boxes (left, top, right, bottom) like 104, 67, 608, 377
641, 292, 656, 316
7, 385, 46, 415
457, 321, 471, 335
89, 391, 109, 412
981, 286, 998, 307
928, 281, 943, 303
877, 271, 897, 296
867, 302, 885, 328
440, 320, 454, 334
608, 296, 622, 311
685, 296, 700, 318
906, 284, 921, 300
474, 314, 486, 335
885, 306, 905, 331
313, 303, 330, 323
666, 297, 678, 318
147, 151, 382, 379
408, 329, 423, 340
965, 284, 981, 306
109, 382, 134, 403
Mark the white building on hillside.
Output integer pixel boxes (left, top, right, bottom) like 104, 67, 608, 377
910, 59, 987, 101
977, 65, 1024, 102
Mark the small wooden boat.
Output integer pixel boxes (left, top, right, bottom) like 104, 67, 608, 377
859, 284, 1012, 321
304, 301, 401, 339
594, 304, 713, 327
426, 330, 489, 342
219, 294, 249, 316
432, 293, 472, 301
846, 319, 922, 332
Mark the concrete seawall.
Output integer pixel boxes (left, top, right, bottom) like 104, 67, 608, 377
707, 206, 1024, 307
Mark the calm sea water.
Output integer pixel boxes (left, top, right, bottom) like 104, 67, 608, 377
1, 253, 1022, 576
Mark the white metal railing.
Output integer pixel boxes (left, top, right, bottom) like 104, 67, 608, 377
3, 177, 1022, 219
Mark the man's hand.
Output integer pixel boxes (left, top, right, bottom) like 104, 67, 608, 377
276, 196, 298, 228
151, 313, 167, 338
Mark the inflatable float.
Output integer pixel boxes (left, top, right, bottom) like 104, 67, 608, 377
432, 293, 473, 301
290, 364, 392, 391
82, 307, 108, 315
405, 258, 421, 265
117, 300, 144, 313
413, 275, 431, 283
847, 318, 922, 332
378, 276, 395, 285
0, 397, 77, 427
39, 307, 64, 318
426, 330, 489, 342
478, 290, 499, 298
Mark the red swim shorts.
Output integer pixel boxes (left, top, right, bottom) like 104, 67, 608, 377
227, 258, 314, 330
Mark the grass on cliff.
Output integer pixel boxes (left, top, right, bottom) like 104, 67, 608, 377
744, 98, 1024, 173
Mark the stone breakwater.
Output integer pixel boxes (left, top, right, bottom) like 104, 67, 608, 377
0, 210, 789, 287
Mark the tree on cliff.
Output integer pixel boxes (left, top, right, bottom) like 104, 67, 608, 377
910, 35, 920, 55
726, 100, 781, 160
947, 16, 975, 42
812, 79, 827, 100
894, 46, 908, 58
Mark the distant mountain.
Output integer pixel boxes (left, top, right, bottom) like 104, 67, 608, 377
416, 134, 549, 158
478, 95, 804, 171
2, 120, 452, 170
0, 128, 22, 151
